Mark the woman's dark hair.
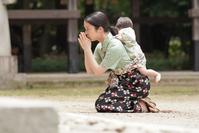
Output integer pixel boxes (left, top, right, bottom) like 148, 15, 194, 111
115, 17, 133, 30
109, 26, 118, 36
84, 11, 110, 32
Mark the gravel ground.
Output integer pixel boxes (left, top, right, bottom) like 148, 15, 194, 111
54, 95, 199, 133
7, 72, 199, 132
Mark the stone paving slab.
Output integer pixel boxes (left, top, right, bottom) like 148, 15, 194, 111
0, 97, 58, 133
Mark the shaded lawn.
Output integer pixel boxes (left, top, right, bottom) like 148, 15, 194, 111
0, 85, 199, 101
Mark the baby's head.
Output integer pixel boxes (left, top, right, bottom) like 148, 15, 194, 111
115, 17, 133, 30
114, 17, 136, 42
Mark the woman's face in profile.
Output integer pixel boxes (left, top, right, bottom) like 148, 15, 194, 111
84, 21, 98, 41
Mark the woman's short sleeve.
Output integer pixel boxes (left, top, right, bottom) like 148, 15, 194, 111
101, 42, 125, 70
94, 44, 102, 65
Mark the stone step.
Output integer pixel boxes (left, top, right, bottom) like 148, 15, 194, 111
20, 71, 199, 87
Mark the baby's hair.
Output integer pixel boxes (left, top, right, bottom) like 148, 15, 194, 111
115, 17, 133, 30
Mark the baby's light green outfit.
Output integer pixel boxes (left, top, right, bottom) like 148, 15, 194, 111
118, 27, 146, 68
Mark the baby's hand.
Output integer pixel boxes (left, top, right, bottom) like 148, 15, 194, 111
115, 34, 122, 40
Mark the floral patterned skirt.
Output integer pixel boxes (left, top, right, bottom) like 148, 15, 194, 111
95, 69, 150, 113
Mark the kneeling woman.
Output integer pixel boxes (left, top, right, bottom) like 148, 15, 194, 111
78, 11, 159, 113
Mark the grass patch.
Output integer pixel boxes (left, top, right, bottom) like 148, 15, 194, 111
0, 87, 102, 100
150, 85, 199, 97
0, 85, 199, 101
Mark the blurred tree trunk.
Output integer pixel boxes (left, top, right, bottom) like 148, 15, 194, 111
38, 0, 54, 57
85, 0, 94, 15
67, 0, 80, 73
38, 25, 50, 57
22, 0, 32, 72
55, 0, 67, 54
131, 0, 140, 43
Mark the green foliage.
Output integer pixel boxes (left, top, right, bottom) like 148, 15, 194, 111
94, 0, 131, 23
168, 37, 186, 58
8, 0, 192, 71
146, 51, 190, 71
32, 54, 85, 72
141, 0, 190, 17
32, 55, 67, 72
7, 0, 56, 9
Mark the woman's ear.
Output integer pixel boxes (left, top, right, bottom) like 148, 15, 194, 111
98, 26, 104, 33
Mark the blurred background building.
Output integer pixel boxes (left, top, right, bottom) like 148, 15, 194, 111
6, 0, 198, 73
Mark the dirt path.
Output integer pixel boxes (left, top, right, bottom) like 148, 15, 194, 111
53, 95, 199, 133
